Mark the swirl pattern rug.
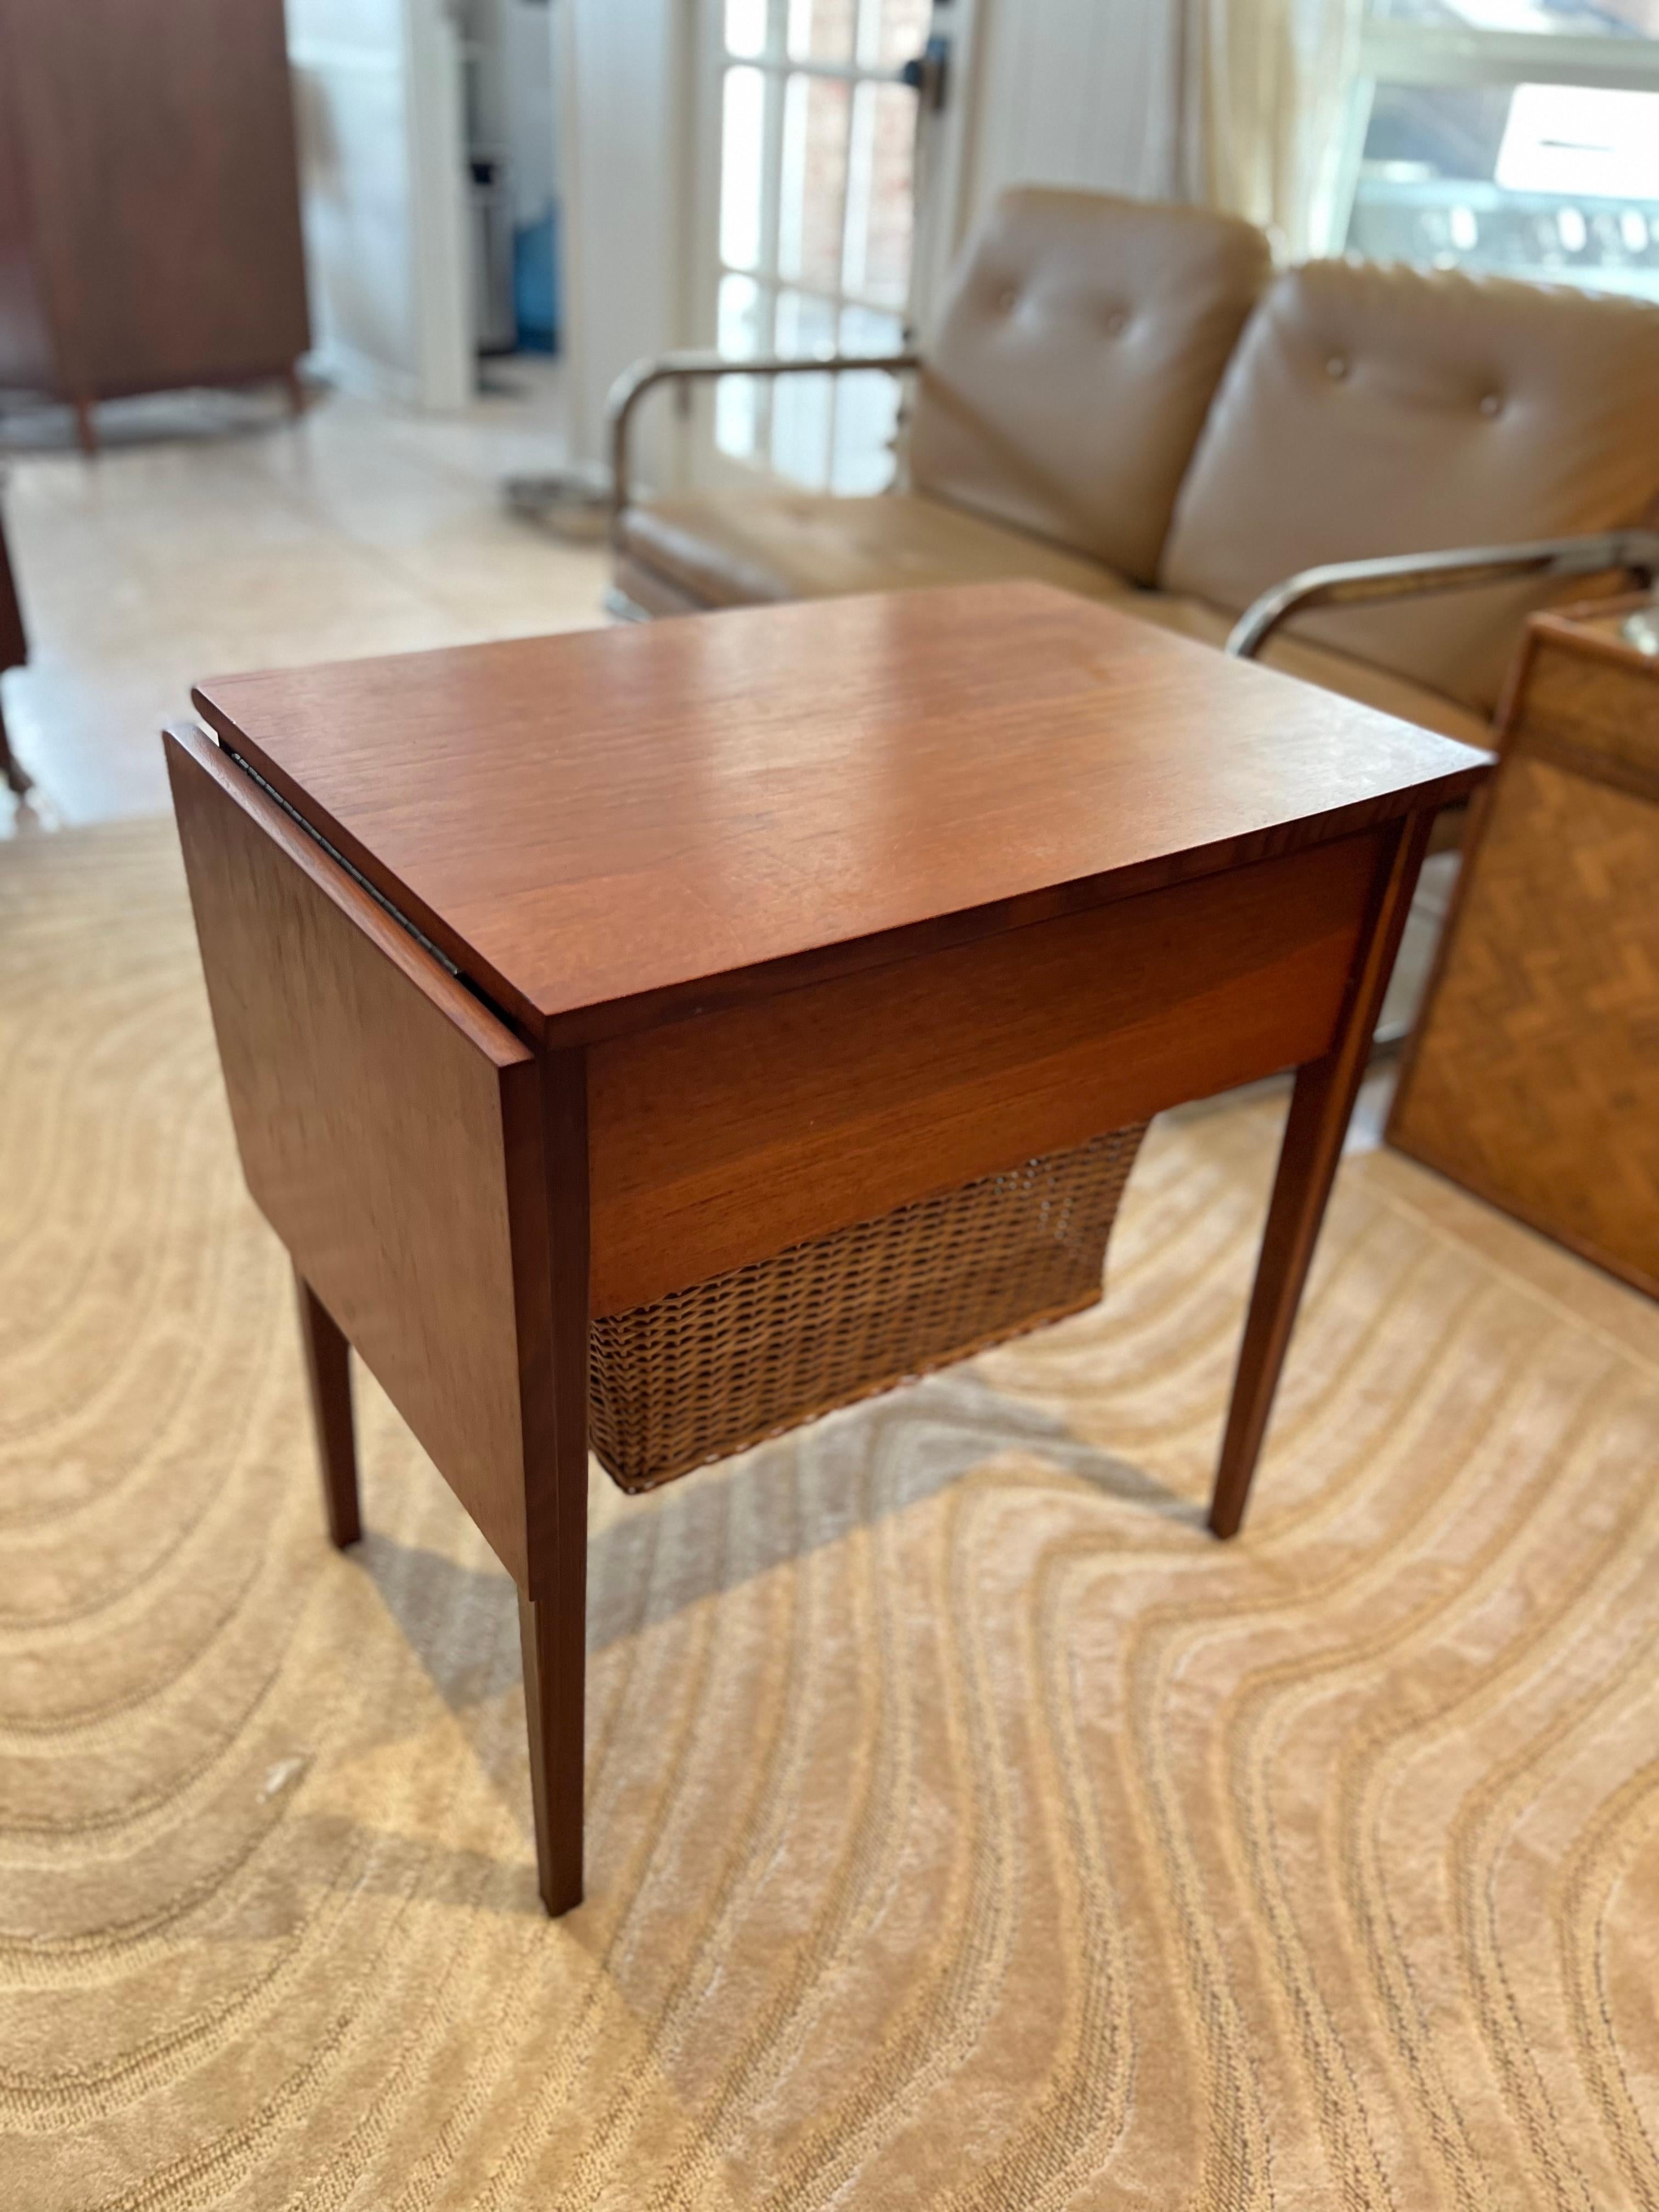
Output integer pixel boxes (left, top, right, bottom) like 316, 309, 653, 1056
3, 821, 1658, 2211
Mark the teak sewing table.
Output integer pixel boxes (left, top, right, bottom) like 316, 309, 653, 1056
166, 581, 1490, 1915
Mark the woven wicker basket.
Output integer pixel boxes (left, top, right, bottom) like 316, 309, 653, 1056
589, 1123, 1147, 1492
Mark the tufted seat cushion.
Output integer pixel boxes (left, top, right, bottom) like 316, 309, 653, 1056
908, 188, 1271, 584
1160, 261, 1659, 713
614, 490, 1138, 613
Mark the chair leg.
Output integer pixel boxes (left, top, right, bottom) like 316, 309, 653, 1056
294, 1267, 360, 1548
72, 398, 98, 458
518, 1585, 585, 1915
0, 694, 30, 798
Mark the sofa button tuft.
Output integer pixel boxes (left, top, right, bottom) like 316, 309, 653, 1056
1325, 354, 1348, 380
1479, 391, 1503, 417
996, 286, 1018, 314
1105, 308, 1128, 336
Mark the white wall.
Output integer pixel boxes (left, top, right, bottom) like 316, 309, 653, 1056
288, 0, 473, 409
556, 0, 693, 467
503, 0, 559, 226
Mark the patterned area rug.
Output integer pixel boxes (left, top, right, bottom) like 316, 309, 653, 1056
3, 821, 1658, 2210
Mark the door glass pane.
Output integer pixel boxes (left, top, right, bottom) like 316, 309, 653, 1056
716, 274, 767, 460
720, 66, 768, 272
1347, 76, 1659, 296
831, 304, 904, 492
772, 290, 836, 485
711, 1, 924, 486
788, 0, 856, 63
843, 81, 915, 306
778, 73, 851, 290
866, 0, 930, 68
724, 0, 769, 58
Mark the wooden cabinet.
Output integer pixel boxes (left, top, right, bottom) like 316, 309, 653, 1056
0, 0, 309, 453
1390, 600, 1659, 1298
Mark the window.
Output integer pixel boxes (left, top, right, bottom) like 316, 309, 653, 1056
1336, 2, 1659, 298
715, 0, 930, 492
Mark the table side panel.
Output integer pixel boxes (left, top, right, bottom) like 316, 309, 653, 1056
166, 727, 550, 1584
588, 831, 1385, 1316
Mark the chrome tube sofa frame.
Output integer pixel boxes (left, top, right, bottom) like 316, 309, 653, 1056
608, 347, 1659, 696
605, 349, 919, 617
1227, 530, 1659, 663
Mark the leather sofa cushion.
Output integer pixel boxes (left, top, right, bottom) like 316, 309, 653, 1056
616, 490, 1136, 610
1121, 592, 1493, 749
908, 188, 1269, 586
1161, 260, 1659, 713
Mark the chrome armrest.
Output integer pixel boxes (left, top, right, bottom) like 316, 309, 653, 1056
606, 348, 921, 531
1226, 529, 1659, 661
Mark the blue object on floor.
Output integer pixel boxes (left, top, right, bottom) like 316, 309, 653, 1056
514, 207, 560, 355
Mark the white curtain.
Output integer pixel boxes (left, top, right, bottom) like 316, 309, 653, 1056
1177, 0, 1366, 258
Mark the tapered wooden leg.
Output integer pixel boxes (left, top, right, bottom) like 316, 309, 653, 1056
517, 1046, 591, 1915
72, 398, 98, 458
294, 1268, 360, 1548
518, 1585, 585, 1914
1210, 812, 1435, 1538
283, 364, 307, 421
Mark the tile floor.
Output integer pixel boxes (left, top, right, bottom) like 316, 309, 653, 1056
0, 362, 608, 832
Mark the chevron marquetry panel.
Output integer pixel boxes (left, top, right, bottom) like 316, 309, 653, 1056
1392, 612, 1659, 1297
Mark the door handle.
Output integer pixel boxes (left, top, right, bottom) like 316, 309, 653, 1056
900, 35, 950, 114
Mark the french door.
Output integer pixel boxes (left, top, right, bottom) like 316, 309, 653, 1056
705, 0, 936, 494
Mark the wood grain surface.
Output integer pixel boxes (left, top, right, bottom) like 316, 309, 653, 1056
192, 583, 1492, 1042
165, 725, 561, 1588
0, 0, 308, 403
588, 832, 1381, 1313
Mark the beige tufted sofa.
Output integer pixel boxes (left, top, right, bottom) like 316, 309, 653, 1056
609, 188, 1659, 763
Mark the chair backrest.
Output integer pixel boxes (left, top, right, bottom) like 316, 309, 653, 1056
910, 188, 1271, 588
1160, 259, 1659, 713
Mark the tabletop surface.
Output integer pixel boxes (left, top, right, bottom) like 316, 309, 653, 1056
194, 582, 1491, 1040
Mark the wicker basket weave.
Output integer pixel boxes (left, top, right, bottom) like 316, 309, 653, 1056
589, 1123, 1148, 1492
